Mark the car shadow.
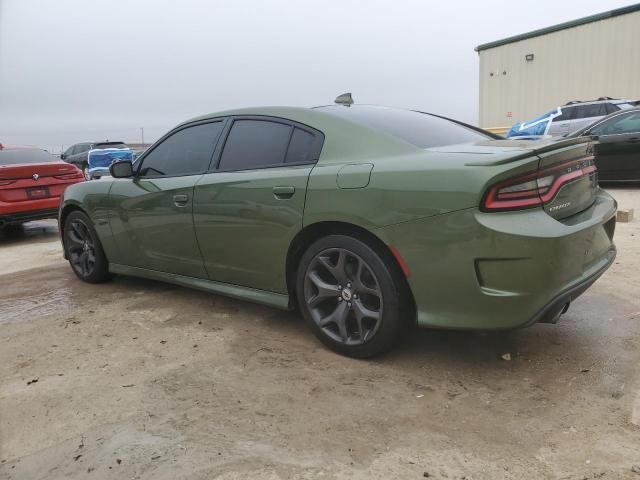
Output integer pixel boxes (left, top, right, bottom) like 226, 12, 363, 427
83, 264, 620, 376
0, 220, 59, 246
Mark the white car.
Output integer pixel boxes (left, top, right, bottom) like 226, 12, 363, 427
507, 97, 636, 138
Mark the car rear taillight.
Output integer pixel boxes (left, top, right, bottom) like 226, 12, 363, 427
482, 158, 596, 212
54, 172, 83, 180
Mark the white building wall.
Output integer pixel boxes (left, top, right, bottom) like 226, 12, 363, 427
478, 10, 640, 127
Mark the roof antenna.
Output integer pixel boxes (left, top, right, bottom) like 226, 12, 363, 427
334, 92, 354, 106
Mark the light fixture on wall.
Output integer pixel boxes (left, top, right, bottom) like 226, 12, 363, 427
525, 53, 534, 62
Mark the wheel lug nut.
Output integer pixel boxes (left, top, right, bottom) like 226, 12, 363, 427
338, 285, 342, 290
338, 297, 342, 301
353, 294, 358, 299
347, 302, 352, 307
347, 282, 352, 288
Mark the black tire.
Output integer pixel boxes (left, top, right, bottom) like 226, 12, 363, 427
296, 234, 406, 358
63, 210, 111, 283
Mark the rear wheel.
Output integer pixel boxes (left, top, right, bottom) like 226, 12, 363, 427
296, 235, 405, 358
63, 210, 110, 283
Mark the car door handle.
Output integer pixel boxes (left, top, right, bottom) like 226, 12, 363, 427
273, 186, 295, 199
173, 194, 189, 206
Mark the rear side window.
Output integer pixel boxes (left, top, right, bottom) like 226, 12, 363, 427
0, 149, 57, 165
139, 122, 223, 177
319, 105, 490, 148
285, 128, 320, 163
605, 103, 620, 114
218, 120, 292, 170
575, 104, 606, 118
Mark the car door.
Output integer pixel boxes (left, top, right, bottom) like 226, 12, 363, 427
193, 117, 324, 293
571, 104, 607, 132
108, 120, 226, 277
548, 106, 576, 136
591, 111, 640, 180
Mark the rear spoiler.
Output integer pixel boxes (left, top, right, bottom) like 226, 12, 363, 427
465, 136, 592, 166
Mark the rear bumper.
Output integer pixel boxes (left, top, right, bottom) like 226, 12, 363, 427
525, 248, 615, 326
0, 207, 59, 225
377, 190, 617, 330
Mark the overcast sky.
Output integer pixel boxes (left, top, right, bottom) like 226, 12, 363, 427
0, 0, 634, 152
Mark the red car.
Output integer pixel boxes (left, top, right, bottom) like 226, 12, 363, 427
0, 144, 84, 226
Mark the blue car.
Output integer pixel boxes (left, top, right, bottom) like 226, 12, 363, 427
87, 148, 134, 179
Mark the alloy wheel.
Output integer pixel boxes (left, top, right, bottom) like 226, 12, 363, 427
303, 248, 383, 345
65, 219, 96, 277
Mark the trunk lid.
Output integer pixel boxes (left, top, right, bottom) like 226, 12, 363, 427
535, 139, 598, 220
0, 161, 80, 181
438, 137, 598, 219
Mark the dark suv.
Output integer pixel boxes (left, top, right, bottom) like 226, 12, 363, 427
61, 141, 128, 178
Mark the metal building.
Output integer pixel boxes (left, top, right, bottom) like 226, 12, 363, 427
476, 3, 640, 129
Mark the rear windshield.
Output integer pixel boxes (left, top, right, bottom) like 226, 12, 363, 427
0, 148, 57, 165
319, 105, 491, 148
94, 142, 128, 149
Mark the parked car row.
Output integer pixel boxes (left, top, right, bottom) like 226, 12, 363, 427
506, 97, 636, 138
61, 141, 129, 179
506, 99, 639, 181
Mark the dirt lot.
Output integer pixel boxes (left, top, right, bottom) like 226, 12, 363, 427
1, 186, 639, 480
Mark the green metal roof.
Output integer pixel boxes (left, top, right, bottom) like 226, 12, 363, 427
475, 3, 640, 52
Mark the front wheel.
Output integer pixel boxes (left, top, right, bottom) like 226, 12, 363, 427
296, 235, 405, 358
63, 210, 111, 283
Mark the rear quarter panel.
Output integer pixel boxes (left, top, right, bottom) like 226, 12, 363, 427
304, 150, 542, 230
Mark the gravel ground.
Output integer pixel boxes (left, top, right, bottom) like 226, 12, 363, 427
0, 186, 639, 480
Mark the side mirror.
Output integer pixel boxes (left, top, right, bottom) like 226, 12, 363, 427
109, 160, 134, 178
60, 153, 66, 160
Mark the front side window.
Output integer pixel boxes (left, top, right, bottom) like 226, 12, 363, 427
592, 112, 640, 135
138, 122, 223, 177
555, 106, 576, 122
218, 120, 292, 170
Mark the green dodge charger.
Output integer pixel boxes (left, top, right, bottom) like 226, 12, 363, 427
59, 104, 617, 357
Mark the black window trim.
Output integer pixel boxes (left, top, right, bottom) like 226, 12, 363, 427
210, 115, 325, 173
135, 118, 228, 179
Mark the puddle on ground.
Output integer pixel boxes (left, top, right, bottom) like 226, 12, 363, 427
0, 287, 73, 324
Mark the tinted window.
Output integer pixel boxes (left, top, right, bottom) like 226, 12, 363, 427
575, 104, 606, 119
555, 106, 576, 122
219, 120, 292, 170
319, 106, 490, 148
285, 128, 318, 163
604, 103, 620, 114
139, 122, 223, 177
0, 149, 57, 165
94, 142, 127, 149
592, 112, 640, 135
